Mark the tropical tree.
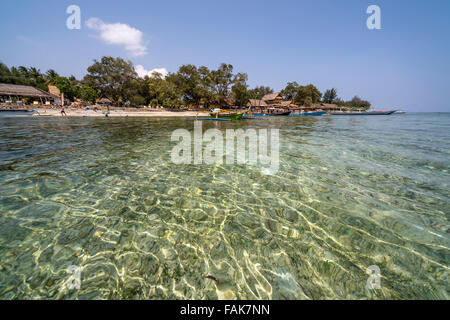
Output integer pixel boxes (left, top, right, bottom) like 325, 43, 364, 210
170, 64, 205, 106
0, 58, 372, 110
83, 56, 138, 106
78, 85, 98, 103
0, 62, 12, 83
45, 69, 59, 84
247, 86, 273, 99
230, 72, 249, 107
346, 96, 371, 109
281, 81, 300, 100
147, 72, 182, 108
53, 76, 79, 101
209, 63, 234, 105
322, 88, 337, 104
295, 84, 322, 106
130, 95, 147, 107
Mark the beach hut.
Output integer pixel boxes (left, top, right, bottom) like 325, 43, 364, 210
246, 99, 267, 108
262, 92, 284, 106
97, 98, 113, 106
0, 83, 60, 106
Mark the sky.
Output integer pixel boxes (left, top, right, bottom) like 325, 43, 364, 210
1, 0, 449, 112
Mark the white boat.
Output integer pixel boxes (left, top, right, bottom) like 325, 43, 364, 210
0, 109, 40, 117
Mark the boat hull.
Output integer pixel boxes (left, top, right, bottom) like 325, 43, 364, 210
209, 112, 243, 120
242, 113, 266, 119
290, 112, 325, 116
266, 111, 291, 116
0, 110, 39, 117
328, 111, 396, 115
188, 117, 231, 121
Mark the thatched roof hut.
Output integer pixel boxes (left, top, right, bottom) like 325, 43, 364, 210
48, 85, 61, 96
279, 100, 294, 107
264, 99, 295, 109
0, 83, 59, 100
246, 99, 267, 108
262, 92, 283, 102
96, 98, 113, 105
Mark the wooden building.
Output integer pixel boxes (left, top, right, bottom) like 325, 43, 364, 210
246, 99, 267, 108
96, 98, 113, 106
262, 92, 284, 106
0, 83, 60, 105
246, 93, 295, 112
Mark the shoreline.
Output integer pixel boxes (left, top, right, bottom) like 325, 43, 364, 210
34, 108, 199, 117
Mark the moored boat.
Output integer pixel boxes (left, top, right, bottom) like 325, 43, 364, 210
0, 109, 40, 117
209, 108, 243, 120
328, 110, 396, 115
242, 112, 266, 119
290, 111, 326, 116
265, 108, 291, 116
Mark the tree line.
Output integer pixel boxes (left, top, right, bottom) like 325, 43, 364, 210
0, 57, 371, 109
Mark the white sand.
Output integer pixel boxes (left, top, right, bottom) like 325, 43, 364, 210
35, 108, 199, 117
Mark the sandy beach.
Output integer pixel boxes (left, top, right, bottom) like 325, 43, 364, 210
34, 107, 199, 117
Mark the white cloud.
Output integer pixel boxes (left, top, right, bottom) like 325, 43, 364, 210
86, 17, 147, 56
135, 65, 168, 78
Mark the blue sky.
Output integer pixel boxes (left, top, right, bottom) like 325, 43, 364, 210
1, 0, 449, 111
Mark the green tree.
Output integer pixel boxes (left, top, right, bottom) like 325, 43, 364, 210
83, 56, 138, 106
130, 95, 147, 107
231, 72, 249, 107
281, 82, 300, 100
53, 76, 79, 101
79, 85, 98, 103
346, 96, 371, 109
171, 64, 205, 106
247, 86, 273, 99
45, 69, 59, 84
209, 63, 234, 105
333, 98, 345, 106
295, 84, 322, 106
147, 72, 182, 108
322, 88, 337, 104
0, 62, 12, 83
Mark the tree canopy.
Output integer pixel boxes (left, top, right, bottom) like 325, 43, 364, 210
0, 57, 371, 109
322, 88, 337, 104
281, 82, 322, 106
83, 57, 138, 105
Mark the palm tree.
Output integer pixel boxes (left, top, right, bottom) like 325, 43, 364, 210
45, 69, 59, 85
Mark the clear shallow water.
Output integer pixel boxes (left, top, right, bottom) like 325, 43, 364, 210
0, 113, 448, 300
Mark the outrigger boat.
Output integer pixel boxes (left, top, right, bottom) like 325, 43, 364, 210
0, 109, 40, 117
290, 111, 326, 116
328, 110, 396, 115
242, 111, 266, 119
265, 108, 291, 116
209, 108, 244, 120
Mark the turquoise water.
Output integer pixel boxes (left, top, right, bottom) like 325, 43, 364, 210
0, 113, 448, 299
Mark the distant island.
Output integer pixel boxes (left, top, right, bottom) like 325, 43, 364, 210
0, 56, 371, 112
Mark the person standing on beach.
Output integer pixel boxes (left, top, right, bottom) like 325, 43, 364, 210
61, 105, 66, 116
